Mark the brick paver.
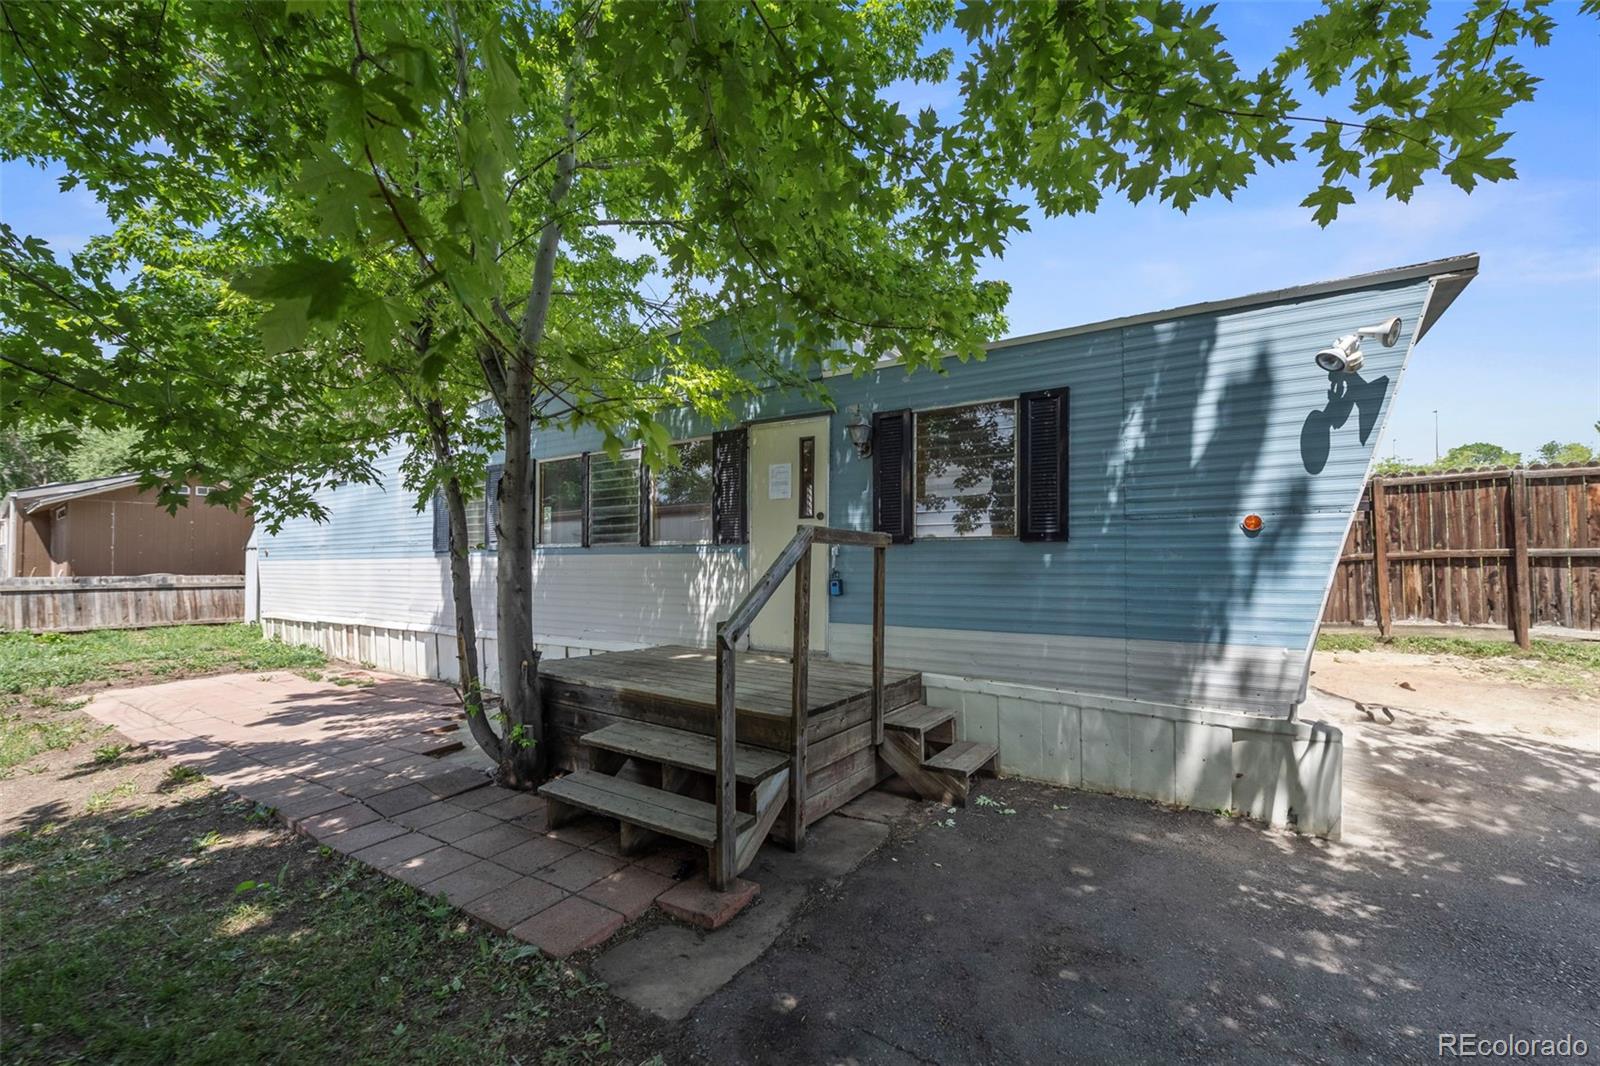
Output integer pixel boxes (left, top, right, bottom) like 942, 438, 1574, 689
350, 831, 440, 869
81, 669, 764, 961
510, 896, 625, 958
423, 810, 501, 843
657, 877, 761, 930
465, 876, 567, 933
539, 848, 628, 892
388, 845, 479, 888
579, 865, 675, 921
455, 822, 540, 859
365, 783, 439, 817
496, 836, 578, 875
421, 858, 521, 906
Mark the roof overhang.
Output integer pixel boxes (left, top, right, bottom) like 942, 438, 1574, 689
987, 253, 1480, 353
16, 474, 144, 515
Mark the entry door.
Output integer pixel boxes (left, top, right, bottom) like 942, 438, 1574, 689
747, 415, 830, 654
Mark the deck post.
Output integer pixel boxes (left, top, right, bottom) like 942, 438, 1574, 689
787, 546, 811, 848
712, 631, 738, 890
871, 542, 886, 745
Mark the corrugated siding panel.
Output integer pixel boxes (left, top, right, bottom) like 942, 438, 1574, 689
259, 450, 434, 560
260, 550, 746, 649
259, 274, 1438, 713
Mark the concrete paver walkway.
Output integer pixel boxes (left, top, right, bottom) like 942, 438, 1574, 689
85, 669, 723, 957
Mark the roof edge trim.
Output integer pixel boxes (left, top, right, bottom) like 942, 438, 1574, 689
986, 253, 1479, 353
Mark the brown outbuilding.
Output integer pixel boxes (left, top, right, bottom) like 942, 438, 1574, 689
0, 474, 252, 578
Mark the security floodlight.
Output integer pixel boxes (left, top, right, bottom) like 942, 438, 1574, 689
1315, 335, 1364, 374
1357, 316, 1403, 348
1313, 316, 1401, 374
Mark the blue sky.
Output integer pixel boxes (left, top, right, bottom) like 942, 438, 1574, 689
2, 3, 1595, 463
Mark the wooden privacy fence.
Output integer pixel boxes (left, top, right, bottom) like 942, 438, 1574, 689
0, 575, 245, 633
1322, 464, 1600, 647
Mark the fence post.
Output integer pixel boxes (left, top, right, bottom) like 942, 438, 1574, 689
1370, 477, 1392, 638
1509, 471, 1532, 649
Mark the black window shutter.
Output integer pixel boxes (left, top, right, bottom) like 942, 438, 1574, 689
485, 462, 504, 551
580, 453, 592, 548
526, 457, 537, 548
638, 456, 653, 547
711, 428, 748, 545
431, 490, 449, 554
872, 409, 914, 544
1018, 388, 1069, 542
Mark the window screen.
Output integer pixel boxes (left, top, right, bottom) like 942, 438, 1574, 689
914, 400, 1017, 539
589, 452, 642, 546
652, 439, 714, 544
462, 494, 488, 550
539, 458, 584, 546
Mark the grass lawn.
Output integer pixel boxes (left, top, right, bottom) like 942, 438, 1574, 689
1315, 630, 1600, 670
0, 625, 677, 1065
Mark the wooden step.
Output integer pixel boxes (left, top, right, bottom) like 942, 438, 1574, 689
539, 770, 754, 848
883, 702, 956, 737
924, 740, 998, 777
581, 720, 788, 786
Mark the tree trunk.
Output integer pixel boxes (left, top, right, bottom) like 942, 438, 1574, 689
488, 26, 585, 790
443, 473, 503, 763
421, 397, 503, 765
495, 393, 542, 787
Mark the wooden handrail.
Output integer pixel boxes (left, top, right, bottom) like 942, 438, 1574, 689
709, 524, 889, 888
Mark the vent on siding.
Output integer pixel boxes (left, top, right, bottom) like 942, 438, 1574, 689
711, 428, 748, 545
1018, 388, 1068, 542
872, 409, 913, 544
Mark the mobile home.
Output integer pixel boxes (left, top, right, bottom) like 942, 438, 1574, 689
258, 255, 1477, 843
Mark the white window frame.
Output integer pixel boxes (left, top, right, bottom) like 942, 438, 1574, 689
911, 396, 1020, 541
537, 453, 586, 548
649, 436, 716, 546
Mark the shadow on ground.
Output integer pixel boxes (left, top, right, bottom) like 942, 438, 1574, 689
684, 696, 1599, 1064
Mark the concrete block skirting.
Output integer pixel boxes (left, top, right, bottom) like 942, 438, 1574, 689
263, 617, 1341, 839
921, 673, 1342, 839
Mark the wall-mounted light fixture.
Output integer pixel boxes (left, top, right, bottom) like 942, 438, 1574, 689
1314, 316, 1403, 374
846, 405, 873, 458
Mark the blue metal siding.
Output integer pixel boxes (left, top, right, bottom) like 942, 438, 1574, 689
258, 449, 434, 560
263, 275, 1434, 663
825, 277, 1433, 655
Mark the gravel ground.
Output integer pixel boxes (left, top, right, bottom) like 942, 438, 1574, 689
685, 656, 1599, 1064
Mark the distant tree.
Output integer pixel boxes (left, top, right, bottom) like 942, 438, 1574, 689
1438, 442, 1521, 469
65, 426, 142, 481
1372, 456, 1430, 476
1537, 440, 1596, 465
0, 425, 70, 497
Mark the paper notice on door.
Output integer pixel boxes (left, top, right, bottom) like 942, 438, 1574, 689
768, 463, 792, 500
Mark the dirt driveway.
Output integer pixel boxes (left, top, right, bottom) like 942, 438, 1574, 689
682, 651, 1599, 1064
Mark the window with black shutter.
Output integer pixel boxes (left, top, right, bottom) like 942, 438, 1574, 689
431, 490, 449, 553
1018, 387, 1069, 542
872, 409, 914, 543
484, 462, 504, 551
711, 427, 748, 545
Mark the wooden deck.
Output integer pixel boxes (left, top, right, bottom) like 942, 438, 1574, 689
538, 644, 924, 826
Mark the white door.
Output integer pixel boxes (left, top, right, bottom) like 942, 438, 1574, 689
747, 415, 830, 654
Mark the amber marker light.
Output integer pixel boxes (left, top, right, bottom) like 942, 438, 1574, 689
1240, 514, 1264, 534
